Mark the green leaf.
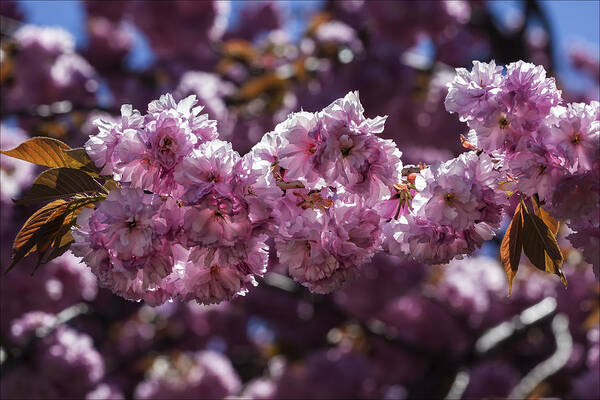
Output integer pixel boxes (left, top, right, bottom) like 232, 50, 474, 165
15, 168, 104, 206
0, 137, 71, 168
501, 203, 524, 295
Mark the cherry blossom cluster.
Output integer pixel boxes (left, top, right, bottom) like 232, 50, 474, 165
73, 68, 598, 305
75, 92, 406, 302
383, 151, 507, 264
134, 350, 241, 399
3, 311, 104, 397
75, 94, 273, 305
248, 91, 402, 293
445, 60, 599, 276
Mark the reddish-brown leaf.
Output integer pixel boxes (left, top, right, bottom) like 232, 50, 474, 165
43, 232, 75, 265
15, 167, 103, 206
521, 203, 566, 286
0, 137, 71, 168
16, 167, 103, 206
532, 198, 560, 236
62, 148, 101, 175
103, 179, 121, 192
501, 203, 524, 295
234, 73, 287, 102
5, 196, 101, 273
1, 139, 103, 178
5, 200, 68, 272
222, 39, 257, 63
33, 207, 79, 271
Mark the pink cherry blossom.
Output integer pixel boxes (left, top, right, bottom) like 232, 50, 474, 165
548, 101, 599, 172
445, 60, 503, 120
275, 111, 325, 186
174, 139, 241, 203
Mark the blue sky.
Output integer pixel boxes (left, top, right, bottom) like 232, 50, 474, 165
541, 1, 600, 91
15, 1, 600, 92
489, 0, 600, 92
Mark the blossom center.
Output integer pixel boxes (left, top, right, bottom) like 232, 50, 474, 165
159, 136, 176, 154
294, 191, 334, 210
339, 135, 354, 157
498, 115, 510, 129
207, 172, 219, 182
538, 165, 547, 176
